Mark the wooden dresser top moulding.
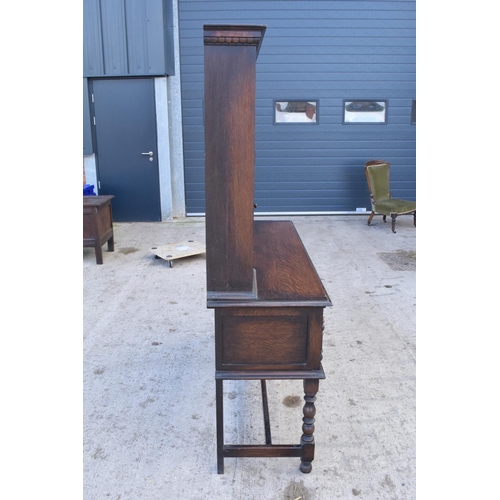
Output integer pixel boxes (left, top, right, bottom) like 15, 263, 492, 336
203, 24, 266, 54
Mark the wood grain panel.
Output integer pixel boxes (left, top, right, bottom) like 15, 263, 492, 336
253, 220, 329, 303
222, 314, 308, 365
204, 38, 259, 294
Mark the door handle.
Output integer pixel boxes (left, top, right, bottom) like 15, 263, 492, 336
141, 151, 153, 156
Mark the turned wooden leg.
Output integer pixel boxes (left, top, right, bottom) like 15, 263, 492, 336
216, 379, 224, 474
391, 215, 397, 233
300, 379, 319, 473
367, 211, 375, 225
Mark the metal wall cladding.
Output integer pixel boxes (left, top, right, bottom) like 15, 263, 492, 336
83, 0, 174, 77
179, 0, 416, 214
83, 78, 93, 155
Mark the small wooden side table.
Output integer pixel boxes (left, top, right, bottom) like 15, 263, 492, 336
83, 195, 115, 264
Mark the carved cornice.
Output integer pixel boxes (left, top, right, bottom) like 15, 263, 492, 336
203, 24, 266, 55
204, 35, 261, 46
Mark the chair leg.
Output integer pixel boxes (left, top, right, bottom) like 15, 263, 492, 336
367, 211, 375, 225
391, 215, 397, 233
413, 211, 416, 227
382, 215, 387, 223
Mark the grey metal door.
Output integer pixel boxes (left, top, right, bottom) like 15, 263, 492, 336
91, 78, 161, 221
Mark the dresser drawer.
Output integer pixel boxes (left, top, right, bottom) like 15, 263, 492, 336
215, 307, 323, 372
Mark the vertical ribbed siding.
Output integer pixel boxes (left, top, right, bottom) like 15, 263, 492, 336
100, 0, 129, 75
83, 0, 174, 77
179, 1, 416, 214
83, 0, 105, 75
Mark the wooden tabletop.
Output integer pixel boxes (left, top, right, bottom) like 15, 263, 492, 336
207, 220, 331, 307
253, 220, 331, 305
83, 195, 115, 206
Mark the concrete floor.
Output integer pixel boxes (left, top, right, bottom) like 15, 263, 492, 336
83, 215, 416, 500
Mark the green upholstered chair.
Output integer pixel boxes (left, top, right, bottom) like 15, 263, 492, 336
364, 160, 416, 233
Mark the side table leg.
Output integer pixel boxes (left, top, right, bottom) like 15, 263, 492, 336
300, 378, 319, 473
94, 243, 103, 265
107, 235, 114, 252
216, 379, 224, 474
